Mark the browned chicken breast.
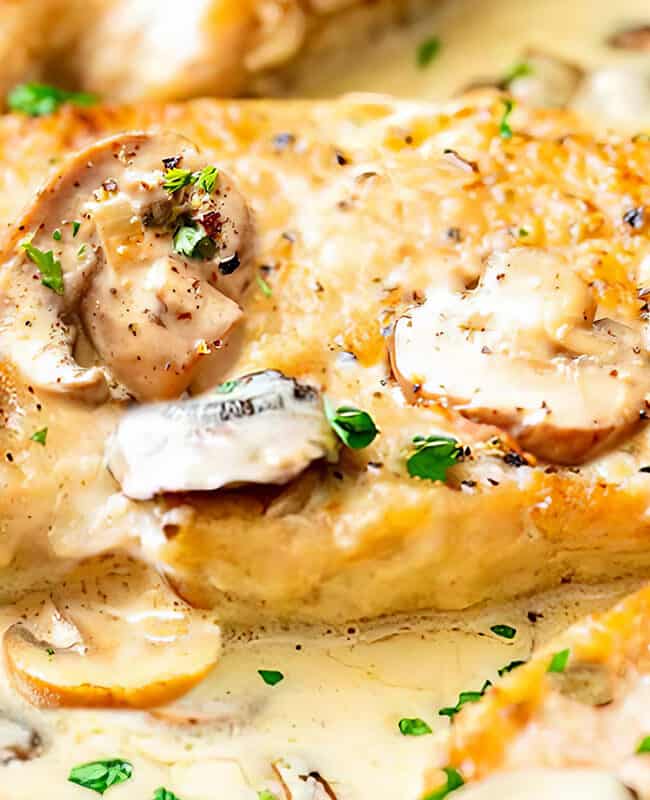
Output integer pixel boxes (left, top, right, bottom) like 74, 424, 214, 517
428, 583, 650, 799
2, 93, 650, 626
0, 0, 433, 103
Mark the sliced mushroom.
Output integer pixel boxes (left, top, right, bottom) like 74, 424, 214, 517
548, 662, 614, 707
107, 370, 339, 500
391, 248, 650, 465
3, 558, 221, 708
608, 24, 650, 52
507, 50, 584, 109
0, 131, 253, 403
150, 697, 262, 732
272, 759, 339, 800
0, 715, 41, 763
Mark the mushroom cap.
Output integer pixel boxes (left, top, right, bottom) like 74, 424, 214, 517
107, 370, 339, 500
3, 557, 221, 709
0, 130, 254, 402
392, 248, 650, 464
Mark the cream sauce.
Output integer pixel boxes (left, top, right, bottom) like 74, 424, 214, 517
4, 1, 650, 798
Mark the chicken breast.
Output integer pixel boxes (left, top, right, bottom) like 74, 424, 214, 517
2, 93, 650, 624
429, 583, 650, 800
0, 0, 433, 104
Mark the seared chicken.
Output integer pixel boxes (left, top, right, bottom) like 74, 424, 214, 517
0, 0, 434, 103
2, 94, 650, 626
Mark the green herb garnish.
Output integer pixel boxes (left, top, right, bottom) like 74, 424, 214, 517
422, 767, 464, 800
547, 648, 570, 673
22, 243, 64, 294
153, 789, 181, 800
52, 229, 62, 241
416, 36, 441, 68
439, 681, 492, 719
324, 401, 378, 449
637, 736, 650, 754
258, 669, 284, 686
498, 659, 526, 677
72, 220, 81, 237
217, 380, 239, 394
46, 647, 55, 656
256, 272, 273, 298
197, 165, 219, 193
173, 225, 216, 260
398, 717, 432, 736
503, 61, 533, 86
258, 792, 279, 800
68, 759, 133, 795
77, 243, 87, 258
490, 624, 517, 640
8, 83, 97, 117
499, 98, 514, 139
406, 436, 462, 482
163, 168, 195, 193
30, 427, 48, 446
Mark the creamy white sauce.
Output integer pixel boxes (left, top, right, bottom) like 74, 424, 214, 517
5, 1, 650, 797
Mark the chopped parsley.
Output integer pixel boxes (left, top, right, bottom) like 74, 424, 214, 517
439, 681, 492, 719
637, 736, 650, 754
153, 789, 182, 800
547, 648, 570, 673
77, 243, 87, 258
72, 220, 81, 237
416, 36, 441, 68
422, 767, 464, 800
163, 168, 195, 193
197, 165, 219, 193
173, 224, 216, 260
258, 792, 279, 800
499, 98, 515, 139
52, 229, 62, 241
30, 427, 48, 446
398, 717, 432, 736
503, 61, 533, 86
324, 401, 378, 449
490, 624, 517, 640
8, 83, 97, 117
256, 272, 273, 298
258, 669, 284, 686
22, 242, 64, 295
68, 759, 133, 795
498, 659, 526, 677
46, 647, 55, 656
217, 380, 239, 394
406, 435, 462, 482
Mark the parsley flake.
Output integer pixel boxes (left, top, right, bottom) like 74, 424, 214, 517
153, 789, 182, 800
52, 229, 62, 241
163, 168, 195, 193
498, 659, 526, 677
490, 624, 517, 640
417, 36, 441, 68
503, 61, 533, 86
217, 380, 239, 394
72, 220, 81, 237
547, 648, 570, 673
499, 98, 515, 139
256, 272, 273, 298
173, 225, 216, 260
8, 83, 97, 117
22, 242, 64, 294
197, 165, 219, 193
637, 736, 650, 754
258, 792, 279, 800
30, 427, 48, 446
406, 435, 462, 482
258, 669, 284, 686
439, 681, 492, 719
423, 767, 464, 800
398, 717, 432, 736
68, 759, 133, 795
324, 401, 378, 449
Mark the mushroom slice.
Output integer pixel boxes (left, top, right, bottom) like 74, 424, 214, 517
0, 131, 253, 403
507, 50, 584, 109
107, 370, 339, 500
3, 559, 221, 709
0, 715, 41, 763
391, 248, 650, 465
272, 759, 339, 800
